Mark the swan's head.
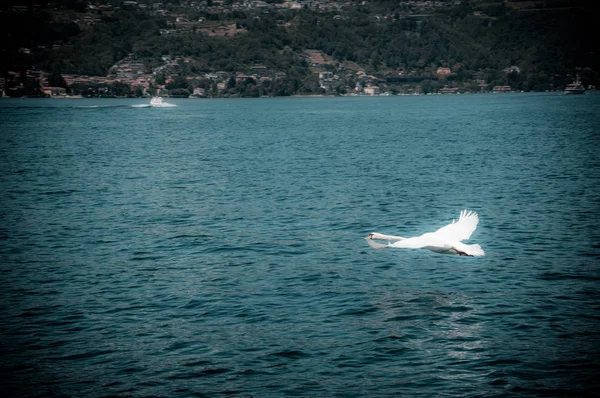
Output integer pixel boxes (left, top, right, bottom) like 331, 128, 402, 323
367, 233, 383, 240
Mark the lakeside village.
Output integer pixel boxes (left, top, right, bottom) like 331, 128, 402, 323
0, 52, 530, 99
1, 0, 592, 98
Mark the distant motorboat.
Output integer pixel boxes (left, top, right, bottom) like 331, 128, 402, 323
564, 80, 585, 95
150, 96, 164, 106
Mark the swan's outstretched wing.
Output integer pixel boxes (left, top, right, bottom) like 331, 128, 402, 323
434, 210, 479, 241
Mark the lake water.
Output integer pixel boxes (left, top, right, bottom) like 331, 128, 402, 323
1, 93, 599, 397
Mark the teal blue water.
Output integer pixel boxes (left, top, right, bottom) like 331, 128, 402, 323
1, 94, 599, 397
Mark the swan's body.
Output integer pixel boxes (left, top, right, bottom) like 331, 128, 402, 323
366, 210, 484, 256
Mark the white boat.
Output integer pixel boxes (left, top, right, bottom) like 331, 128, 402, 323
150, 96, 164, 106
564, 80, 585, 95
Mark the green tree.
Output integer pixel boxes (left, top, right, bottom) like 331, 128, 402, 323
155, 73, 166, 85
227, 76, 236, 89
170, 88, 190, 97
48, 71, 68, 88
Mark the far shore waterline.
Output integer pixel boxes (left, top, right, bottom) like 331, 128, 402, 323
1, 90, 594, 101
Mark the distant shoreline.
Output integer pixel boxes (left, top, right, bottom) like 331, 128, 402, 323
2, 90, 595, 100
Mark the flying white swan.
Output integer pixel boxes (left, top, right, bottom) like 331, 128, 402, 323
366, 210, 485, 256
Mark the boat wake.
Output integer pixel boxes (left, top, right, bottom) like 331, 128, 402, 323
5, 104, 136, 109
76, 105, 136, 109
139, 102, 176, 108
75, 102, 176, 109
76, 103, 176, 108
4, 100, 176, 110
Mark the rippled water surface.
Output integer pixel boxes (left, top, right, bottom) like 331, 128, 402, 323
1, 94, 599, 397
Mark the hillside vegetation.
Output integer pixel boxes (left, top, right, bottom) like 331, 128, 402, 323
1, 0, 597, 96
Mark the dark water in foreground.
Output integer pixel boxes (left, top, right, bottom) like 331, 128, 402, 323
1, 94, 599, 397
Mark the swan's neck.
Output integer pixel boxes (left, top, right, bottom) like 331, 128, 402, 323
373, 233, 405, 241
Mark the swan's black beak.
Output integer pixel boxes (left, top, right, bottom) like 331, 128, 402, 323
367, 233, 373, 239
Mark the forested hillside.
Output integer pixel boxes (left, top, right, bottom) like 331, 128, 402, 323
1, 0, 597, 97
